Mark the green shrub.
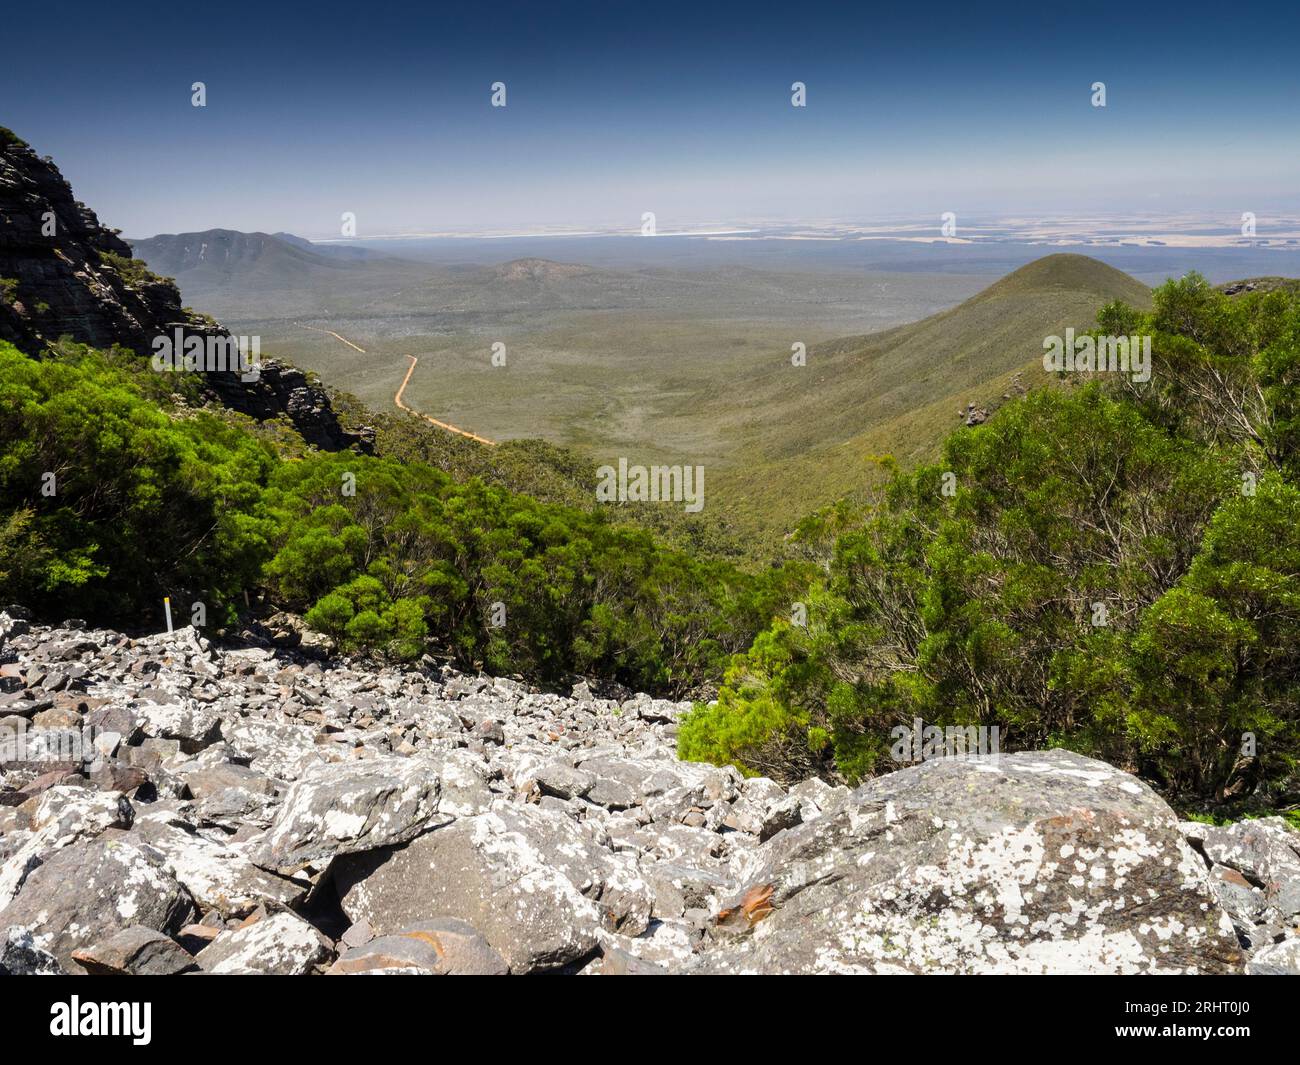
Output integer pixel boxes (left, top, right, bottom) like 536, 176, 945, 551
98, 250, 162, 288
262, 449, 800, 688
682, 277, 1300, 801
0, 341, 275, 620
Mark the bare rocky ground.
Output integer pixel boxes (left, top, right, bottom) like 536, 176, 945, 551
0, 610, 1297, 975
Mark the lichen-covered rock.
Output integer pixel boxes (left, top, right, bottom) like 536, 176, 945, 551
0, 787, 135, 909
252, 756, 446, 873
1187, 817, 1300, 918
130, 808, 308, 918
786, 776, 850, 822
594, 919, 701, 972
575, 753, 735, 814
180, 761, 277, 801
434, 750, 494, 817
701, 751, 1243, 974
132, 692, 222, 753
1179, 816, 1300, 957
0, 926, 63, 974
196, 910, 333, 974
643, 860, 734, 918
1245, 936, 1300, 975
0, 838, 195, 972
531, 761, 596, 801
332, 807, 618, 973
327, 918, 507, 975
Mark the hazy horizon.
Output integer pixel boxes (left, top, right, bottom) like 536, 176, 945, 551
5, 0, 1298, 238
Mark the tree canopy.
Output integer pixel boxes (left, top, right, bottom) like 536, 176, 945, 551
681, 275, 1300, 803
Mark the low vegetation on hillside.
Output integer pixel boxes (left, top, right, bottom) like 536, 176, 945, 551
2, 267, 1297, 806
0, 340, 802, 695
703, 254, 1153, 548
680, 274, 1300, 803
372, 408, 753, 563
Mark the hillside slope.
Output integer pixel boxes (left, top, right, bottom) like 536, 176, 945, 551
127, 229, 433, 315
0, 129, 370, 451
710, 254, 1153, 543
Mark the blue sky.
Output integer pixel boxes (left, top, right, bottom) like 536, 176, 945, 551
4, 0, 1297, 237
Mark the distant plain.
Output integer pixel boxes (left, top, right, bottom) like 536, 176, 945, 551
132, 229, 1300, 546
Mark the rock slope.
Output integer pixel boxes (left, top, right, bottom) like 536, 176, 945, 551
0, 128, 368, 452
0, 612, 1296, 975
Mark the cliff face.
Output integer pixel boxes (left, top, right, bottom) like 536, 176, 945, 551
0, 128, 369, 452
0, 130, 182, 354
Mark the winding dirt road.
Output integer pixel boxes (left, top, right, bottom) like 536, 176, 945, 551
394, 354, 496, 445
296, 323, 496, 446
295, 322, 367, 353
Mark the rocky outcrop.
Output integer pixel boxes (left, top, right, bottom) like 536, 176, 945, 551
0, 127, 370, 452
699, 752, 1243, 974
0, 129, 177, 356
0, 612, 1295, 975
1180, 817, 1300, 969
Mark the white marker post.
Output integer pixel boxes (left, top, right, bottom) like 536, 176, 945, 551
163, 596, 174, 634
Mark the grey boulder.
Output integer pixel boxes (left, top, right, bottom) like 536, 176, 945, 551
253, 755, 446, 873
1245, 936, 1300, 975
327, 918, 507, 975
71, 925, 199, 975
1190, 817, 1300, 918
332, 805, 641, 973
0, 837, 195, 972
700, 750, 1242, 974
196, 910, 333, 974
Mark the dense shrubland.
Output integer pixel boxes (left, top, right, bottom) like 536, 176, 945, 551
260, 450, 800, 689
2, 272, 1298, 801
680, 275, 1300, 802
0, 343, 272, 621
0, 340, 800, 695
373, 409, 752, 562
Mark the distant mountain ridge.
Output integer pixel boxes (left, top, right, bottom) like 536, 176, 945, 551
125, 229, 669, 320
0, 128, 368, 452
709, 253, 1156, 543
131, 231, 586, 288
128, 229, 368, 280
487, 257, 593, 283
